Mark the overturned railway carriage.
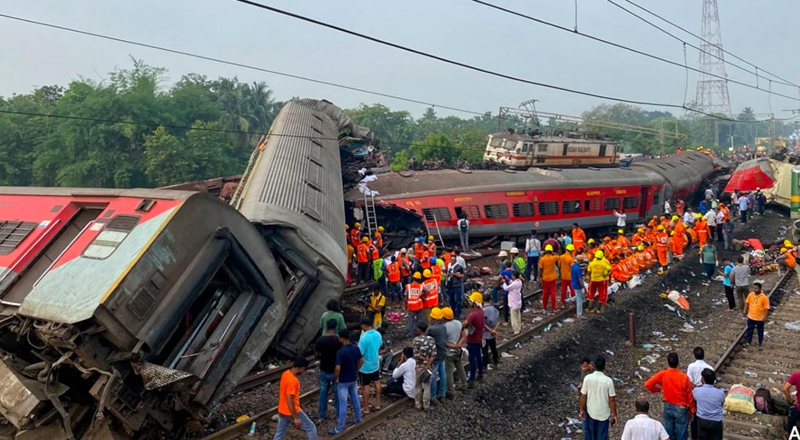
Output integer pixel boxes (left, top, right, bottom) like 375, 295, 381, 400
349, 151, 718, 238
0, 188, 288, 440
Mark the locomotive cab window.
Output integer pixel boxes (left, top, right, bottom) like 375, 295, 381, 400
538, 201, 559, 216
490, 137, 503, 147
623, 196, 639, 209
422, 207, 452, 222
484, 204, 509, 219
603, 198, 621, 211
455, 205, 481, 220
537, 144, 548, 153
584, 199, 602, 212
562, 200, 581, 214
504, 140, 516, 149
512, 203, 534, 218
83, 215, 140, 259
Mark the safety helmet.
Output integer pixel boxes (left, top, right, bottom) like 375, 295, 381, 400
671, 216, 679, 221
510, 247, 520, 254
588, 238, 596, 244
637, 228, 644, 233
400, 248, 407, 253
345, 224, 349, 230
595, 250, 604, 259
696, 213, 703, 219
469, 292, 484, 303
544, 244, 554, 252
637, 245, 644, 251
618, 229, 624, 234
430, 257, 437, 264
781, 247, 788, 253
756, 187, 760, 191
566, 244, 575, 251
430, 307, 443, 320
670, 231, 675, 236
428, 235, 434, 241
418, 237, 425, 243
657, 225, 665, 231
362, 237, 369, 242
784, 240, 793, 247
378, 226, 385, 232
354, 222, 361, 228
413, 272, 422, 280
498, 251, 508, 258
603, 237, 611, 242
442, 307, 454, 320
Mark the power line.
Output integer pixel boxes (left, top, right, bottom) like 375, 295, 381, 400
606, 0, 799, 90
466, 0, 800, 103
228, 0, 741, 121
619, 0, 800, 89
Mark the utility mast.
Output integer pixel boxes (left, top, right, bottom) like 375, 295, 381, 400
695, 0, 732, 117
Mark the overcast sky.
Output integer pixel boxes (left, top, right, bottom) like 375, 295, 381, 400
2, 0, 798, 119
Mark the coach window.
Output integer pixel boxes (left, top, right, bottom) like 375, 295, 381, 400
584, 199, 602, 212
422, 207, 452, 222
562, 200, 581, 214
562, 143, 569, 156
652, 193, 660, 207
538, 201, 559, 216
537, 144, 549, 153
604, 198, 621, 211
0, 221, 37, 255
484, 204, 509, 219
599, 144, 607, 157
623, 196, 639, 210
512, 202, 534, 218
455, 205, 481, 220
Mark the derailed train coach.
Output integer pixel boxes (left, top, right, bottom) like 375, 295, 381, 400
0, 189, 288, 440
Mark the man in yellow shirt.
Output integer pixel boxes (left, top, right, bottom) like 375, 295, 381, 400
559, 244, 575, 307
367, 286, 387, 329
538, 244, 560, 315
743, 282, 769, 349
587, 251, 612, 314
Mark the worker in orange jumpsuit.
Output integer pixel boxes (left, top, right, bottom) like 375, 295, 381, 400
559, 244, 575, 307
670, 230, 684, 259
538, 244, 560, 314
357, 237, 371, 283
617, 229, 630, 249
672, 215, 685, 239
643, 246, 655, 269
572, 223, 587, 252
655, 225, 669, 273
626, 250, 640, 276
695, 213, 709, 248
612, 257, 632, 285
586, 238, 598, 258
687, 227, 697, 248
648, 215, 659, 229
414, 238, 426, 260
421, 268, 439, 324
350, 222, 362, 248
632, 228, 645, 247
635, 246, 647, 272
609, 240, 621, 261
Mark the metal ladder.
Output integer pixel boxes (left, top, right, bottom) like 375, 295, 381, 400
363, 191, 378, 238
431, 214, 445, 249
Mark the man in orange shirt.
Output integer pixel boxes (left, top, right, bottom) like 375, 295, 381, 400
538, 244, 560, 315
645, 352, 695, 440
743, 282, 770, 348
275, 357, 317, 440
559, 244, 575, 307
572, 223, 587, 253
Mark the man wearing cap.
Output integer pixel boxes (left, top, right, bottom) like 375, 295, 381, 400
462, 292, 485, 385
425, 307, 448, 404
443, 307, 467, 398
655, 225, 669, 274
357, 237, 371, 283
572, 223, 587, 253
510, 247, 526, 276
617, 230, 630, 249
560, 244, 576, 307
406, 272, 426, 336
587, 250, 612, 314
539, 244, 559, 314
445, 254, 465, 319
421, 269, 439, 325
525, 230, 542, 281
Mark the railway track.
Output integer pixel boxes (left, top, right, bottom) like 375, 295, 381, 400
712, 269, 799, 440
203, 286, 551, 440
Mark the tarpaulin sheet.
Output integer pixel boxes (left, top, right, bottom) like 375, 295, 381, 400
724, 158, 774, 193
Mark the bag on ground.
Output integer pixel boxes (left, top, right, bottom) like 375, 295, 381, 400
724, 384, 756, 415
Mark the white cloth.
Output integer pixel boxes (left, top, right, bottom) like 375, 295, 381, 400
621, 414, 670, 440
392, 358, 417, 398
615, 211, 627, 228
581, 371, 616, 421
715, 210, 725, 225
683, 211, 694, 225
704, 210, 717, 226
686, 359, 713, 387
664, 201, 671, 214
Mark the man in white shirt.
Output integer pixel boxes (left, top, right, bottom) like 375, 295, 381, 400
683, 208, 695, 227
621, 398, 670, 440
525, 230, 542, 281
580, 356, 617, 440
664, 200, 671, 215
614, 209, 627, 230
714, 209, 725, 242
704, 207, 717, 245
383, 347, 416, 398
686, 347, 713, 440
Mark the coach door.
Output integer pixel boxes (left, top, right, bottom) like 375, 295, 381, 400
639, 187, 650, 218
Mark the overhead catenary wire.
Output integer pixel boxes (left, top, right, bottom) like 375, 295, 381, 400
618, 0, 800, 89
465, 0, 800, 102
606, 0, 799, 90
227, 0, 746, 121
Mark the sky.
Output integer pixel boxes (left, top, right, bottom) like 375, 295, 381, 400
1, 0, 799, 119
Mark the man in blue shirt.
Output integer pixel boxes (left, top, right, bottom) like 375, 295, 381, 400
571, 256, 586, 318
525, 230, 541, 281
692, 369, 725, 440
333, 330, 363, 435
721, 258, 735, 311
738, 193, 749, 223
358, 318, 383, 412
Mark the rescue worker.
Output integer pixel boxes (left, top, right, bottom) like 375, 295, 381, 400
510, 247, 526, 275
776, 247, 797, 271
648, 215, 659, 229
655, 225, 669, 274
572, 223, 587, 253
414, 238, 426, 262
399, 248, 411, 287
385, 255, 402, 302
635, 245, 647, 273
350, 222, 362, 248
346, 241, 355, 285
357, 237, 371, 283
427, 235, 437, 256
611, 256, 631, 286
587, 251, 611, 314
366, 285, 386, 329
670, 230, 684, 260
559, 244, 575, 307
672, 215, 685, 238
421, 269, 439, 324
538, 244, 560, 315
586, 238, 598, 259
695, 213, 709, 248
406, 272, 425, 336
617, 229, 630, 249
632, 228, 646, 247
372, 250, 386, 297
373, 226, 384, 248
430, 257, 443, 292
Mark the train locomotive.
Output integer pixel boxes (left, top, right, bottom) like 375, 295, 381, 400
347, 151, 726, 238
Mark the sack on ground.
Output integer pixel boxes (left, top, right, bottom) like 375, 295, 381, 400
724, 384, 756, 415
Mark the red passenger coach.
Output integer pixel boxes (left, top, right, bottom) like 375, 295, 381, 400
346, 151, 720, 239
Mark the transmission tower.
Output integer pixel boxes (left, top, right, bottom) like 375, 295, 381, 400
695, 0, 732, 116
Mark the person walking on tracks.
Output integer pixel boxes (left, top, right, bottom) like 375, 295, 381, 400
274, 357, 318, 440
730, 256, 750, 311
331, 330, 363, 435
644, 352, 695, 440
620, 398, 669, 440
315, 319, 342, 422
580, 355, 617, 440
743, 282, 769, 349
463, 292, 485, 385
687, 347, 713, 440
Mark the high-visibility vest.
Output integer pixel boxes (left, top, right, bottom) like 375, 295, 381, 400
406, 283, 423, 311
422, 279, 439, 308
420, 251, 431, 269
374, 231, 383, 247
656, 233, 669, 248
414, 243, 425, 258
427, 242, 437, 255
431, 264, 442, 284
357, 244, 369, 263
369, 244, 380, 260
786, 252, 797, 268
386, 262, 401, 282
513, 257, 526, 274
400, 255, 411, 277
373, 258, 384, 280
442, 252, 452, 270
350, 229, 361, 247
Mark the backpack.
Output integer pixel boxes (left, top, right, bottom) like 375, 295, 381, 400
754, 387, 774, 414
458, 219, 468, 233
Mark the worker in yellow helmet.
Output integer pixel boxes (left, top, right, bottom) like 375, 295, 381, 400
427, 235, 437, 256
539, 244, 560, 315
421, 268, 439, 325
405, 272, 424, 336
463, 291, 486, 383
586, 250, 611, 313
